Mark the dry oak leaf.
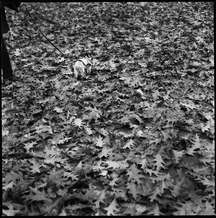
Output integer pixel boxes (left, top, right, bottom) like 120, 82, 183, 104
2, 204, 20, 216
99, 146, 112, 158
127, 182, 139, 199
104, 198, 119, 215
95, 135, 104, 147
95, 189, 106, 208
123, 139, 135, 149
73, 118, 83, 128
154, 154, 165, 171
105, 160, 129, 170
127, 163, 143, 184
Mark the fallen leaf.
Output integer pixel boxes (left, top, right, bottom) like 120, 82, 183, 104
104, 198, 119, 215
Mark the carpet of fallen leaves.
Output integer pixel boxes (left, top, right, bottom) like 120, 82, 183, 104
2, 2, 215, 216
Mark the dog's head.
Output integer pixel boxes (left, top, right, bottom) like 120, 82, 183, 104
80, 57, 92, 66
80, 57, 93, 73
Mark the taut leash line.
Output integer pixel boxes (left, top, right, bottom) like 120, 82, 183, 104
24, 7, 65, 57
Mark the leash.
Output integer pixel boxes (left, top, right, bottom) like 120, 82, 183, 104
23, 7, 66, 57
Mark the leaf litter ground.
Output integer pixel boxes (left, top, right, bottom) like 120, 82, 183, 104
2, 2, 214, 216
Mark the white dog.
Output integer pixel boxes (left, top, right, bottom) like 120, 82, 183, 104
73, 57, 92, 78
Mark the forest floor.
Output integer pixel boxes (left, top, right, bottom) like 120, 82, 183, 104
2, 2, 214, 216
